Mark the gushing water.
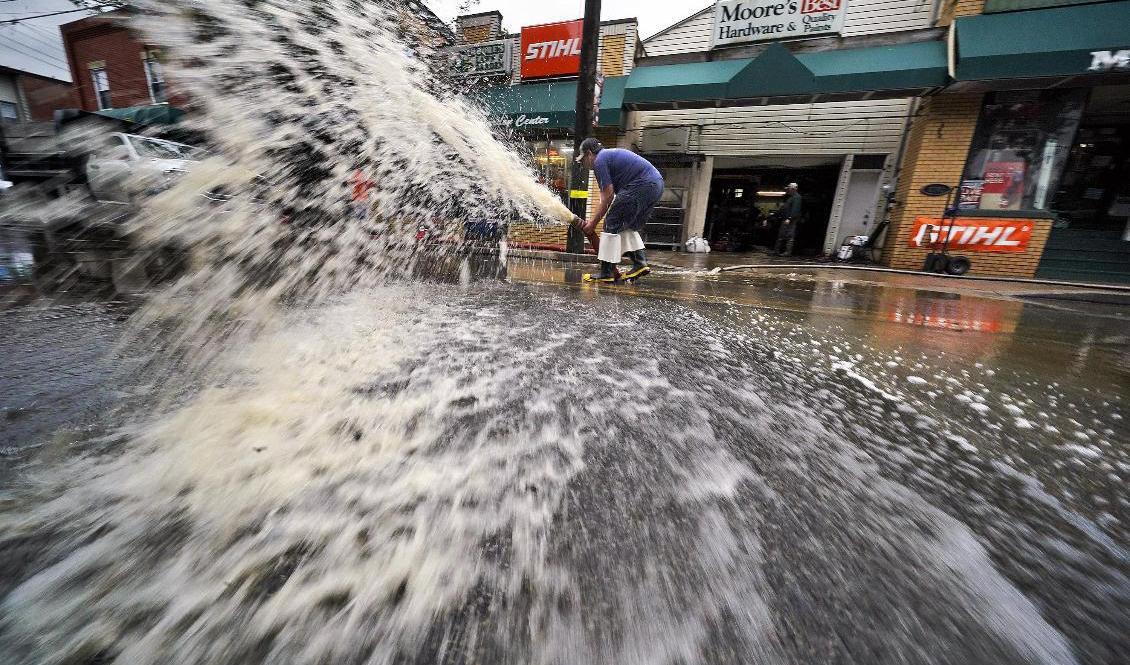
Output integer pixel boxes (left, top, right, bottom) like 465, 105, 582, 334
120, 0, 573, 351
1, 2, 1126, 665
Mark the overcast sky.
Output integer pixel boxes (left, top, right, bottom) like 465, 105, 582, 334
425, 0, 714, 40
1, 1, 714, 84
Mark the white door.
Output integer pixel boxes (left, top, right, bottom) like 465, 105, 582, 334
836, 170, 882, 248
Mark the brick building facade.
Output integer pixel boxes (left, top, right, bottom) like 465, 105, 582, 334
0, 69, 78, 123
60, 12, 188, 113
885, 0, 1130, 282
883, 93, 1056, 278
19, 73, 80, 121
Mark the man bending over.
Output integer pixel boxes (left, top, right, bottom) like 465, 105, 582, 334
574, 138, 664, 282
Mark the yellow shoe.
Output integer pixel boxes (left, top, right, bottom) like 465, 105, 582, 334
622, 265, 651, 280
583, 272, 618, 283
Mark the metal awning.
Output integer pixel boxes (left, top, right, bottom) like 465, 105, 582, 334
478, 76, 626, 130
624, 41, 949, 110
953, 0, 1130, 81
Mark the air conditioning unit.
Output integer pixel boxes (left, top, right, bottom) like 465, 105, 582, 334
640, 126, 690, 153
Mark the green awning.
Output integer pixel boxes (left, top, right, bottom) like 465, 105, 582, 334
479, 76, 626, 130
728, 44, 818, 98
94, 104, 185, 125
624, 41, 948, 108
954, 0, 1130, 80
800, 41, 950, 94
623, 59, 748, 106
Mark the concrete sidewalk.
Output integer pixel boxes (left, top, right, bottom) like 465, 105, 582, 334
496, 245, 1130, 304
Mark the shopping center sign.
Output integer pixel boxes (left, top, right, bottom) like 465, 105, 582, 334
908, 217, 1033, 253
497, 114, 553, 129
520, 20, 584, 79
712, 0, 848, 48
452, 40, 513, 77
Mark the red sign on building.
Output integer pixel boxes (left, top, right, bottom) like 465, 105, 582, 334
520, 20, 584, 79
908, 217, 1034, 253
802, 0, 842, 13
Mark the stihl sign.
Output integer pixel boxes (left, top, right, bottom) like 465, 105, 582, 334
908, 217, 1034, 253
521, 20, 584, 79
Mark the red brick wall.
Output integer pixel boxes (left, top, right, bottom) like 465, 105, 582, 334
62, 16, 188, 112
19, 75, 78, 121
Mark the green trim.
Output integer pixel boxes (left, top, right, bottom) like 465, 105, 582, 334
625, 41, 948, 107
983, 0, 1118, 14
624, 59, 748, 105
954, 1, 1130, 80
955, 209, 1059, 219
728, 44, 817, 98
799, 41, 950, 93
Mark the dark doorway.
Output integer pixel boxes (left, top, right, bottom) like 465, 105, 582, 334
704, 164, 840, 254
1039, 85, 1130, 283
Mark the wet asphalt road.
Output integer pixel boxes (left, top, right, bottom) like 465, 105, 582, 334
0, 263, 1127, 665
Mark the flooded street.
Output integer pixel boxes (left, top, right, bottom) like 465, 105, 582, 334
1, 265, 1126, 665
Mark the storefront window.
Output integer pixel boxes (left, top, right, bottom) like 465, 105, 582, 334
531, 139, 574, 202
960, 89, 1086, 212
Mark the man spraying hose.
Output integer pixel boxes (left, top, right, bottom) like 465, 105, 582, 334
572, 139, 664, 283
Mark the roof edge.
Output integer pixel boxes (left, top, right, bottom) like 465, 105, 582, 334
642, 5, 713, 43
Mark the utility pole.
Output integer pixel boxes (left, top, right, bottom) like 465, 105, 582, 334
567, 0, 601, 255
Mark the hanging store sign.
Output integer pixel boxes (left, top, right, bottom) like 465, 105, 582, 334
712, 0, 848, 48
958, 180, 984, 210
908, 217, 1033, 253
452, 40, 513, 77
520, 20, 584, 79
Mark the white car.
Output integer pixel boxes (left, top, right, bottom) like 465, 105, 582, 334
85, 133, 205, 203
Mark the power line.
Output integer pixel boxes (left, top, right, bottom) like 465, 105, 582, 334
4, 23, 67, 56
0, 6, 112, 24
0, 30, 69, 72
19, 19, 66, 41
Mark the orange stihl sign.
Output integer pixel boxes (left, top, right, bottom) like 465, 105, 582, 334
908, 217, 1034, 253
520, 20, 584, 79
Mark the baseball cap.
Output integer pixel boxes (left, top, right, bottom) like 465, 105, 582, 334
575, 137, 603, 163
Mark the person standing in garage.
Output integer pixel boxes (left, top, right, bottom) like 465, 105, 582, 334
774, 183, 804, 256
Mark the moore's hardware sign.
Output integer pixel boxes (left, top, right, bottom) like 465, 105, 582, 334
452, 40, 512, 77
712, 0, 848, 47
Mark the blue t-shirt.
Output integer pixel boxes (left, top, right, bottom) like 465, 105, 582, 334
593, 149, 662, 193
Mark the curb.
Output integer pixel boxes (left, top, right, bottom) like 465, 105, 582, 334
506, 248, 599, 264
654, 262, 1130, 293
464, 244, 599, 264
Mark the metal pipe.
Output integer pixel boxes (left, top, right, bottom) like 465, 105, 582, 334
568, 0, 601, 255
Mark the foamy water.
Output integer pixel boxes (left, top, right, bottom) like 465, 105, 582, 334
118, 0, 572, 352
5, 284, 1119, 664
